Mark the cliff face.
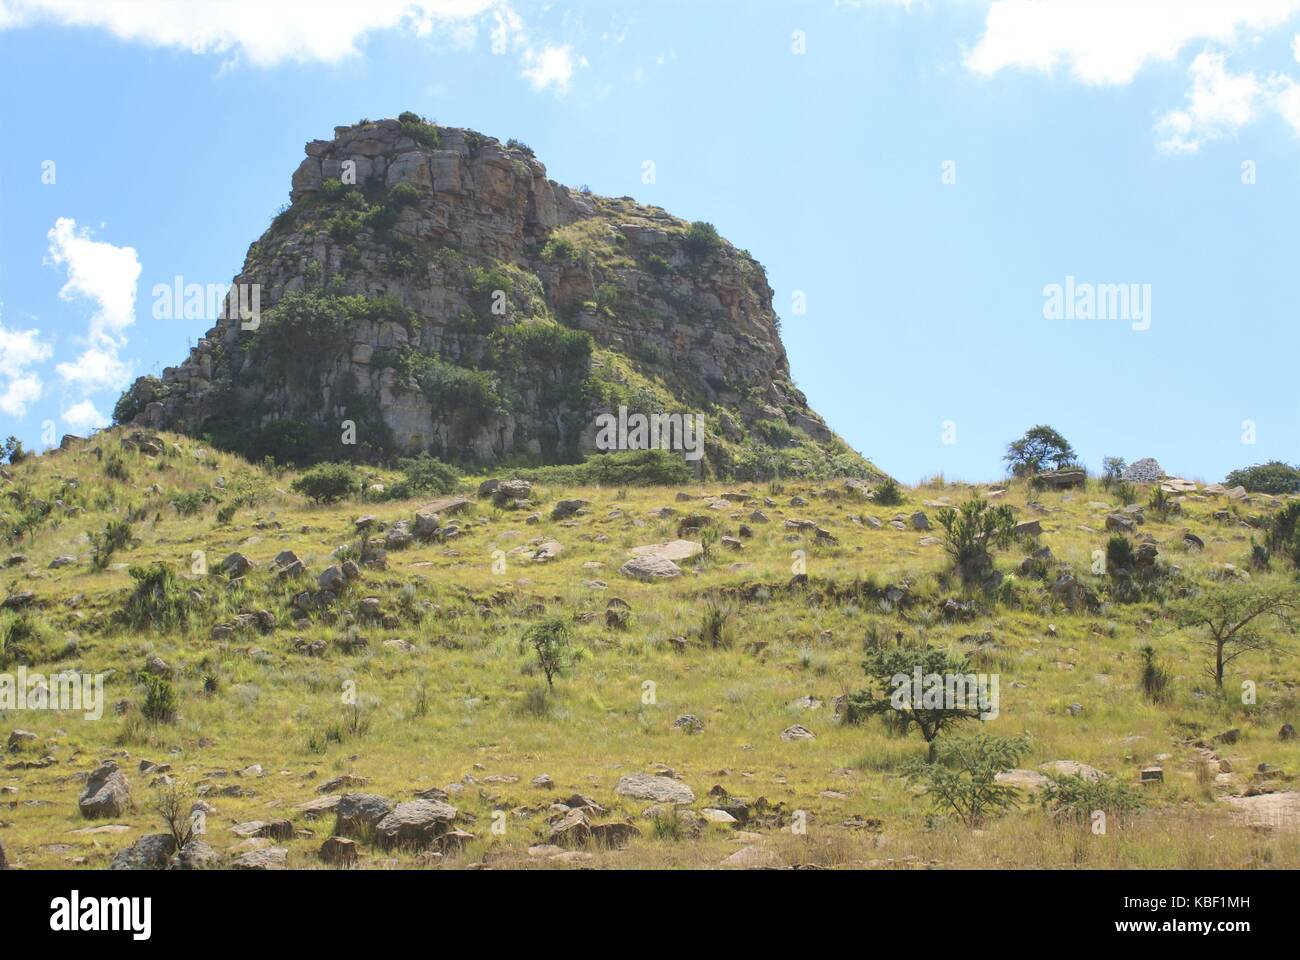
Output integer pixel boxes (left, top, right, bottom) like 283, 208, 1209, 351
120, 116, 877, 479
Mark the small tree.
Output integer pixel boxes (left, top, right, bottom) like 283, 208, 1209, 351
936, 497, 1016, 587
1004, 425, 1077, 477
1101, 456, 1126, 489
292, 462, 360, 504
847, 643, 984, 760
521, 617, 572, 689
1170, 583, 1299, 689
153, 781, 197, 850
903, 734, 1031, 826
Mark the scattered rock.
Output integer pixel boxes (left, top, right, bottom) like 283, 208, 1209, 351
79, 761, 130, 818
110, 833, 176, 870
620, 555, 682, 581
614, 773, 695, 805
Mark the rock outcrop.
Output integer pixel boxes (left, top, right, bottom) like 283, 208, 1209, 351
118, 116, 876, 479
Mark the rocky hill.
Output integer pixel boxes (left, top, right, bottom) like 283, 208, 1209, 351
117, 115, 877, 480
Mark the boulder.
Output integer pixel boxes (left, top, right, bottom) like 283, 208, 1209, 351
551, 499, 590, 520
110, 833, 176, 870
619, 555, 683, 581
627, 539, 702, 563
79, 761, 130, 818
320, 836, 359, 866
614, 773, 695, 805
374, 799, 458, 848
221, 552, 255, 578
230, 847, 287, 870
335, 793, 394, 837
168, 839, 219, 870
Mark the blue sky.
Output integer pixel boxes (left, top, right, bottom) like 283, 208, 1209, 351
1, 0, 1298, 483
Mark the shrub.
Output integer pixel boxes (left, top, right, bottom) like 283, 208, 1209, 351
122, 563, 194, 632
684, 221, 722, 259
1225, 461, 1300, 495
1041, 774, 1142, 824
903, 734, 1031, 826
104, 452, 131, 482
1003, 425, 1077, 477
389, 455, 460, 498
170, 489, 212, 517
520, 617, 572, 689
873, 476, 904, 506
1105, 534, 1135, 575
1148, 487, 1178, 520
140, 673, 178, 724
936, 498, 1016, 587
1266, 501, 1300, 567
292, 463, 360, 504
700, 597, 732, 648
90, 518, 138, 570
1139, 645, 1171, 703
397, 111, 440, 147
505, 138, 535, 157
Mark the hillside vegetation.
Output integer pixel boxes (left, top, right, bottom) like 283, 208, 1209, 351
1, 430, 1298, 870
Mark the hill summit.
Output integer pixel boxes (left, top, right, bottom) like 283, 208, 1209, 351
116, 114, 878, 480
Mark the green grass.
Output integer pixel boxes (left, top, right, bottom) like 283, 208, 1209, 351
0, 428, 1297, 869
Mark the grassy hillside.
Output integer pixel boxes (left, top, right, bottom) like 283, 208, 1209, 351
1, 429, 1298, 869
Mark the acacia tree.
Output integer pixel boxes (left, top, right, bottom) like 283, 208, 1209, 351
847, 643, 983, 760
521, 617, 572, 690
1004, 425, 1078, 477
1170, 583, 1299, 689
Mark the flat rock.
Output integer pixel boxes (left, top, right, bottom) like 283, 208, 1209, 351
614, 773, 695, 805
628, 539, 703, 562
619, 555, 683, 581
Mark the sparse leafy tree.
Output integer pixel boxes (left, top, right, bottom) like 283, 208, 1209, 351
521, 617, 572, 689
1004, 425, 1078, 477
1101, 456, 1126, 489
1170, 583, 1299, 689
153, 781, 196, 850
847, 643, 984, 760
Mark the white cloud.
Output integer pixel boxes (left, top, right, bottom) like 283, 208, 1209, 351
0, 320, 53, 417
966, 0, 1300, 86
0, 0, 493, 66
522, 44, 585, 94
1, 0, 583, 94
1275, 74, 1300, 133
60, 398, 108, 432
45, 217, 140, 394
1156, 53, 1262, 153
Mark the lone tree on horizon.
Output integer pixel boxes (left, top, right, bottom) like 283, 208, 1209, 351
1004, 424, 1078, 477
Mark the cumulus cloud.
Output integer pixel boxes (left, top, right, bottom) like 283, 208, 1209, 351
1155, 52, 1263, 153
60, 398, 108, 432
965, 0, 1299, 85
45, 217, 140, 394
0, 320, 53, 417
0, 0, 584, 94
521, 44, 586, 94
